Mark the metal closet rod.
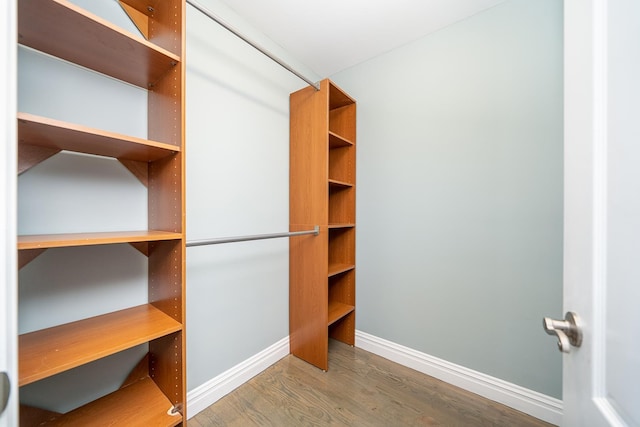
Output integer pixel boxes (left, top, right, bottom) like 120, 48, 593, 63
186, 0, 320, 91
186, 225, 320, 247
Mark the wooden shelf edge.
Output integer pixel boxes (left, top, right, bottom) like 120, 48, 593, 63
328, 301, 355, 326
18, 0, 180, 89
17, 230, 183, 250
328, 178, 354, 188
24, 376, 182, 426
18, 112, 180, 162
329, 131, 355, 148
19, 304, 182, 386
328, 263, 355, 277
328, 224, 355, 229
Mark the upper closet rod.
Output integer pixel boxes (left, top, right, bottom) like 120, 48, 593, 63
186, 226, 320, 247
186, 0, 320, 90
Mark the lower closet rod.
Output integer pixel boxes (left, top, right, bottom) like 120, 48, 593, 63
186, 0, 320, 90
186, 226, 320, 247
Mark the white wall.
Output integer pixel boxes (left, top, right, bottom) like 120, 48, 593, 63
331, 0, 563, 398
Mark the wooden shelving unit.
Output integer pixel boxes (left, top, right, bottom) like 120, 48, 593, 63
290, 79, 356, 371
17, 0, 186, 424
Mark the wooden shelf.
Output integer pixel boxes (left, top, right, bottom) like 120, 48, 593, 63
328, 263, 355, 277
17, 230, 182, 250
17, 0, 180, 88
33, 376, 182, 426
18, 113, 179, 161
329, 131, 354, 148
19, 304, 182, 386
328, 224, 355, 229
328, 301, 355, 326
328, 178, 353, 188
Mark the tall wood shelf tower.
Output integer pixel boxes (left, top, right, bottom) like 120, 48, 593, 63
289, 79, 356, 371
16, 0, 186, 425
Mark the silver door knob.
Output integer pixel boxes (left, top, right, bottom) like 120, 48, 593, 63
0, 372, 9, 415
542, 312, 582, 353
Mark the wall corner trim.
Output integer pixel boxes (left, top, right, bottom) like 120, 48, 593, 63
186, 336, 290, 418
355, 330, 563, 426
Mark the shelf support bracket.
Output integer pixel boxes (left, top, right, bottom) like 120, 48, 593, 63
18, 145, 61, 175
119, 159, 149, 187
18, 248, 47, 270
118, 1, 150, 39
129, 242, 150, 256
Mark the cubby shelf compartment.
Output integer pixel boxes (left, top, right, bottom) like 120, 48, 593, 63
328, 263, 355, 278
28, 376, 182, 427
17, 230, 182, 250
19, 304, 182, 386
328, 301, 355, 326
18, 113, 180, 162
329, 84, 356, 110
329, 131, 354, 148
17, 0, 180, 88
328, 145, 355, 185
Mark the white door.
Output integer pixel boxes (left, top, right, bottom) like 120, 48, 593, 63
0, 1, 18, 426
562, 0, 640, 425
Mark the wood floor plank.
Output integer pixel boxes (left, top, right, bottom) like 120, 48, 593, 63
257, 358, 384, 426
189, 340, 556, 427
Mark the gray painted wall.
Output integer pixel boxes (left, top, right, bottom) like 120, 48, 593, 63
331, 0, 563, 398
184, 0, 318, 390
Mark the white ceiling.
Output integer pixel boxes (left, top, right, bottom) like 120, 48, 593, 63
218, 0, 506, 77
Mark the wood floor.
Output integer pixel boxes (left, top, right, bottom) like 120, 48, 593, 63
189, 340, 555, 426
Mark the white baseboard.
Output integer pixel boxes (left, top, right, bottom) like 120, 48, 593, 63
186, 336, 290, 418
355, 330, 563, 426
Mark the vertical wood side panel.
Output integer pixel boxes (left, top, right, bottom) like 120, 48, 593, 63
147, 0, 182, 57
289, 225, 329, 370
148, 0, 185, 419
290, 80, 330, 370
149, 65, 181, 145
290, 81, 329, 226
149, 332, 184, 414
